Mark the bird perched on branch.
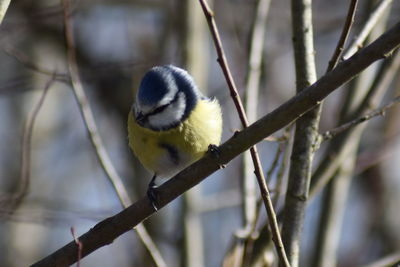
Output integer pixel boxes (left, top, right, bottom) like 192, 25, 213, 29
128, 65, 223, 210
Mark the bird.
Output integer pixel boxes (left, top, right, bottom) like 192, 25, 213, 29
127, 65, 223, 210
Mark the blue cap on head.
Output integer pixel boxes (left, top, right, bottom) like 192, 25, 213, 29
137, 65, 201, 118
138, 66, 178, 106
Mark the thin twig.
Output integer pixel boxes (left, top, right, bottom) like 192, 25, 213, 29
197, 0, 290, 265
266, 143, 285, 184
327, 0, 358, 71
310, 49, 400, 198
1, 44, 70, 83
241, 140, 285, 266
31, 21, 400, 266
0, 77, 54, 212
343, 0, 393, 59
246, 127, 291, 266
242, 0, 271, 239
312, 8, 393, 265
272, 127, 292, 207
61, 1, 167, 267
18, 78, 54, 203
321, 95, 400, 142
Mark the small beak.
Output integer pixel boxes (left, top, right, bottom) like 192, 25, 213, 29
135, 112, 146, 125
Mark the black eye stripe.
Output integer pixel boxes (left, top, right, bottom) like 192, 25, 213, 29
148, 103, 169, 116
147, 92, 181, 117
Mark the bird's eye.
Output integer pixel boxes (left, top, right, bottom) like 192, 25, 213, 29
151, 103, 169, 115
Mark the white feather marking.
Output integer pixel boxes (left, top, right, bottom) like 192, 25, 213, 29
147, 92, 186, 129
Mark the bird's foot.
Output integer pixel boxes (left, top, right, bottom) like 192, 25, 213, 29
147, 175, 159, 211
208, 144, 225, 168
208, 144, 220, 158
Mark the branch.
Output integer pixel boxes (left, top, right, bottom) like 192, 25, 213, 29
242, 0, 271, 236
31, 21, 400, 267
281, 0, 318, 264
61, 1, 166, 267
327, 0, 358, 71
320, 95, 400, 142
0, 0, 11, 25
310, 49, 400, 198
311, 7, 393, 264
197, 1, 290, 265
1, 44, 70, 83
0, 77, 54, 212
343, 0, 393, 59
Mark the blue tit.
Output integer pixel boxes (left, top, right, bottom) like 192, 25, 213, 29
127, 65, 223, 209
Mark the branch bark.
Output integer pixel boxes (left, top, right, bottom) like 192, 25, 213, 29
197, 0, 289, 265
281, 0, 318, 265
31, 21, 400, 267
0, 0, 11, 25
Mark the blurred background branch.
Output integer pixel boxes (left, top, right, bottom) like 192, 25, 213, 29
0, 0, 11, 25
62, 0, 166, 266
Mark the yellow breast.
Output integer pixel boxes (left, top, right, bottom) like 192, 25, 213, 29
128, 99, 222, 178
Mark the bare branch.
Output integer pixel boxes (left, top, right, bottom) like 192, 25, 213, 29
327, 0, 358, 71
310, 49, 400, 198
1, 44, 70, 83
321, 95, 400, 142
281, 0, 319, 264
31, 21, 400, 267
0, 77, 54, 213
242, 0, 271, 239
197, 0, 290, 265
343, 0, 393, 59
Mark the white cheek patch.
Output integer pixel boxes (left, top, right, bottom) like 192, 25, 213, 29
148, 92, 186, 129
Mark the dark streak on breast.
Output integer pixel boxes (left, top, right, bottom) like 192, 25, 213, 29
159, 143, 180, 165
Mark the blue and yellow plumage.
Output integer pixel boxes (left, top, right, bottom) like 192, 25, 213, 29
127, 65, 222, 209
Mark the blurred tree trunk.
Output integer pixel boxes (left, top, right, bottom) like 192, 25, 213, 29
181, 1, 211, 267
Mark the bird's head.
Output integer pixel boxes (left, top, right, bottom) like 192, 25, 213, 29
133, 65, 201, 131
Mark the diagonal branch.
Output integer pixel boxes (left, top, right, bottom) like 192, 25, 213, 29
320, 95, 400, 142
197, 1, 290, 266
327, 0, 358, 71
310, 48, 400, 198
31, 21, 400, 267
343, 0, 393, 59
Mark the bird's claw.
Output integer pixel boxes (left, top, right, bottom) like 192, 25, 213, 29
147, 176, 159, 211
208, 144, 220, 158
